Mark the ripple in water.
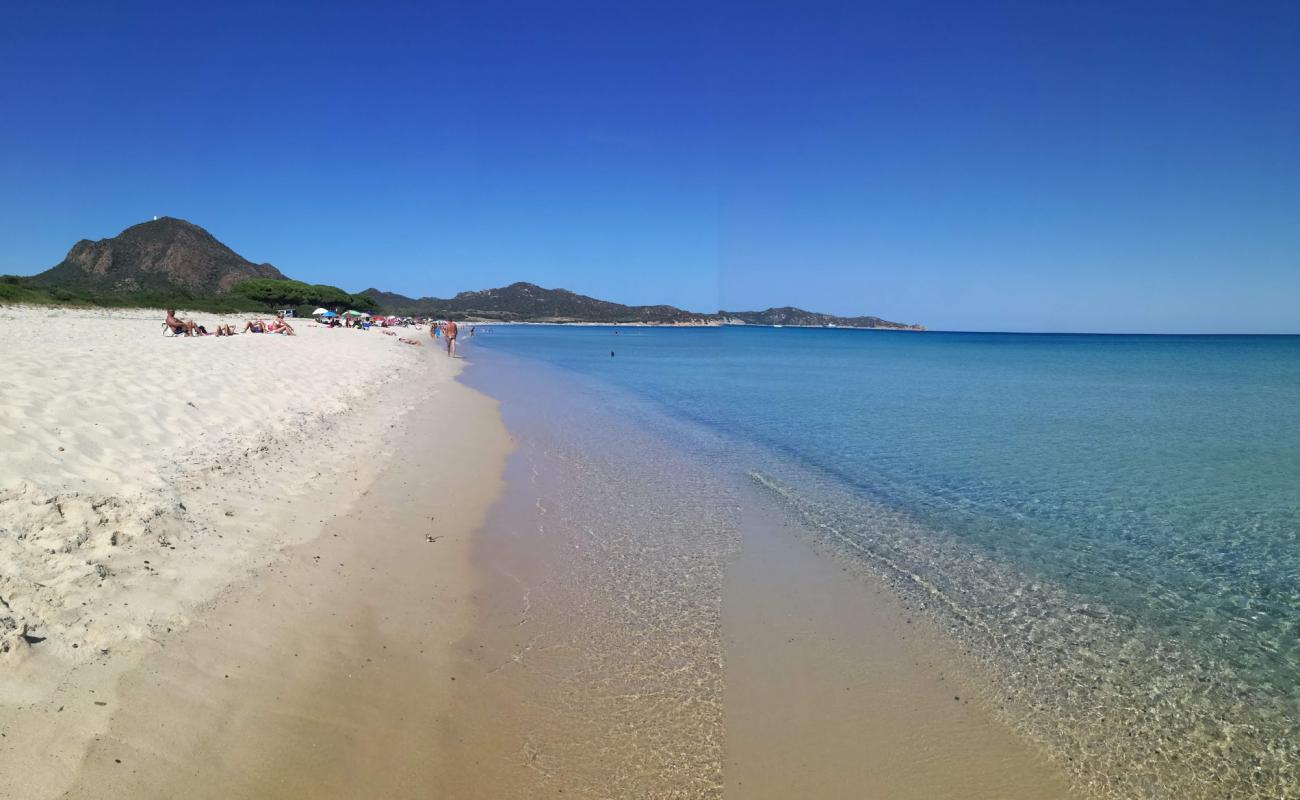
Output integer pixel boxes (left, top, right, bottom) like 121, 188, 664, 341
750, 470, 1299, 800
458, 353, 739, 798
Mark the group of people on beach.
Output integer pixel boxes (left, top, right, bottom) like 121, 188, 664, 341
165, 309, 482, 357
241, 316, 295, 335
165, 309, 295, 337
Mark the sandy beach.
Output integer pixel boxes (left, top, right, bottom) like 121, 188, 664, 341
8, 306, 1274, 800
6, 305, 1058, 799
0, 306, 511, 798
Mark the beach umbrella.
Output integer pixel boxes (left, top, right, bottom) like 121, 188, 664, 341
344, 310, 365, 317
320, 310, 337, 318
311, 308, 328, 316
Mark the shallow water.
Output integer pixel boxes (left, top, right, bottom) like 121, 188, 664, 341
472, 326, 1300, 799
448, 352, 738, 797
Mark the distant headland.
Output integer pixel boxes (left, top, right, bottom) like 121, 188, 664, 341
1, 217, 923, 329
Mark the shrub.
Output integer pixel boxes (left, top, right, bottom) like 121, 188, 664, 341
230, 278, 378, 311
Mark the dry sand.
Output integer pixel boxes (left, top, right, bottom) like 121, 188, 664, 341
0, 305, 510, 798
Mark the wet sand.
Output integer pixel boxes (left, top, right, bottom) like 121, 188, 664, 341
440, 356, 735, 797
723, 491, 1078, 799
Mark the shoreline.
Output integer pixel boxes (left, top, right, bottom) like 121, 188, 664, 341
465, 324, 1300, 800
444, 350, 736, 796
448, 343, 1075, 797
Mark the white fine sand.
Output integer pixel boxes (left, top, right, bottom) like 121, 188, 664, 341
0, 307, 413, 659
0, 305, 511, 799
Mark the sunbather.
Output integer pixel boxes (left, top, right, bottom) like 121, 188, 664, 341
243, 320, 267, 333
267, 313, 296, 335
166, 309, 198, 336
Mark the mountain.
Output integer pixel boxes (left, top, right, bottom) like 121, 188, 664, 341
359, 287, 447, 315
13, 217, 921, 328
29, 217, 284, 294
362, 284, 922, 329
359, 282, 703, 324
718, 306, 923, 330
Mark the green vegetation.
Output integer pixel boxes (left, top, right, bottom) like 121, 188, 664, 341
230, 278, 378, 311
0, 275, 372, 314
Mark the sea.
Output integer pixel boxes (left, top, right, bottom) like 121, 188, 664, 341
463, 325, 1300, 799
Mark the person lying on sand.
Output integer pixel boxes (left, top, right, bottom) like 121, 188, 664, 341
243, 320, 267, 333
214, 324, 236, 336
166, 309, 198, 336
398, 337, 421, 346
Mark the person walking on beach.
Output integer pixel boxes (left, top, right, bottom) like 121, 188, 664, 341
445, 319, 459, 357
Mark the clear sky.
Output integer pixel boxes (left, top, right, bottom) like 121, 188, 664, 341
2, 1, 1297, 332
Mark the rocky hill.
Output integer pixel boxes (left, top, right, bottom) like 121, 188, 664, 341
29, 217, 284, 294
719, 306, 923, 330
359, 282, 703, 324
365, 284, 922, 328
358, 287, 443, 315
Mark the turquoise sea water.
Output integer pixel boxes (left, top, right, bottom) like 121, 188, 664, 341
470, 326, 1300, 799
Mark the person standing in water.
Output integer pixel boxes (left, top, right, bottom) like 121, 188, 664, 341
445, 319, 459, 357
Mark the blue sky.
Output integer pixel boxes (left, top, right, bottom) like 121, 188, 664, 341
2, 1, 1297, 332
